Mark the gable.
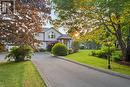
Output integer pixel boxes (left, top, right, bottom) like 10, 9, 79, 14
44, 28, 62, 41
44, 28, 62, 34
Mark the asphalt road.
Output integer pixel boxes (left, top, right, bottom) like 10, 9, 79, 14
32, 53, 130, 87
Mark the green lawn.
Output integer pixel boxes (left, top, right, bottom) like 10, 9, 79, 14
66, 50, 130, 75
0, 61, 46, 87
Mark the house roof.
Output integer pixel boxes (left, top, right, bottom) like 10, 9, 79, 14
57, 34, 72, 40
43, 28, 51, 32
43, 27, 62, 34
40, 27, 72, 40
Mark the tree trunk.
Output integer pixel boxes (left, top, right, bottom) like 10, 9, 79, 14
126, 46, 130, 61
115, 27, 127, 61
126, 28, 130, 61
116, 36, 126, 61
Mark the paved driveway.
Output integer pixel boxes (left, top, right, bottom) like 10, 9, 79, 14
32, 53, 130, 87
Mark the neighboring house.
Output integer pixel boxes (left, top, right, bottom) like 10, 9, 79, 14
36, 28, 73, 49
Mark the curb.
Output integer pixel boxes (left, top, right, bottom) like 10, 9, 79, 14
56, 56, 130, 80
32, 60, 53, 87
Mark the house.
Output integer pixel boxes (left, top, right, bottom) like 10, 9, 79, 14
36, 28, 73, 49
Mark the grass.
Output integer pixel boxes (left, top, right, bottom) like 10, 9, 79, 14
0, 61, 46, 87
66, 50, 130, 75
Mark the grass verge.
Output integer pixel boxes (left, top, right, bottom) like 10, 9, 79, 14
0, 61, 46, 87
66, 50, 130, 75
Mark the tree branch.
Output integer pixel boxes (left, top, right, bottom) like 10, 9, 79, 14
100, 14, 115, 35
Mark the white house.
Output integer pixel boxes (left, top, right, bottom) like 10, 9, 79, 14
36, 28, 73, 49
5, 27, 72, 51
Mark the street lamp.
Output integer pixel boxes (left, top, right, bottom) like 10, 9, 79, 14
105, 29, 112, 69
106, 41, 111, 69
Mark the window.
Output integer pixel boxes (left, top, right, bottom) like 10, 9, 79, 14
48, 32, 55, 39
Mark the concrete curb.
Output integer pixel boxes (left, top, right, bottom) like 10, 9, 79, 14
55, 56, 130, 80
32, 60, 53, 87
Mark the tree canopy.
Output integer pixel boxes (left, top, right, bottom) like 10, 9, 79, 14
0, 0, 51, 48
52, 0, 130, 61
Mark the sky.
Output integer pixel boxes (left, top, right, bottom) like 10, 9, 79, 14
44, 8, 66, 34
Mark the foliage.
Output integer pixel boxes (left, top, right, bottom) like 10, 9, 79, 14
5, 45, 34, 62
80, 28, 116, 46
81, 41, 101, 50
0, 43, 5, 52
72, 41, 79, 53
79, 45, 85, 49
91, 46, 116, 59
52, 0, 130, 61
52, 43, 68, 56
0, 61, 46, 87
91, 50, 107, 58
112, 51, 122, 62
47, 43, 56, 52
52, 2, 96, 38
68, 48, 73, 54
0, 0, 51, 48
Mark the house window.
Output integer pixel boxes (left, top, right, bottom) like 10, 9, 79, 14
48, 32, 55, 39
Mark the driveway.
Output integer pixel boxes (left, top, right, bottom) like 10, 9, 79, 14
32, 53, 130, 87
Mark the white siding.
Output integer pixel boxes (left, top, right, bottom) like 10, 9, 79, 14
45, 29, 61, 41
35, 33, 44, 41
35, 28, 73, 49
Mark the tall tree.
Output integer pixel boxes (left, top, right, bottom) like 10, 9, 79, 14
52, 0, 97, 36
0, 0, 51, 49
52, 0, 130, 61
87, 0, 130, 61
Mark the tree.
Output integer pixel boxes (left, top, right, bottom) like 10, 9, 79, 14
52, 0, 98, 37
87, 0, 130, 61
80, 27, 115, 47
52, 0, 130, 61
0, 0, 51, 49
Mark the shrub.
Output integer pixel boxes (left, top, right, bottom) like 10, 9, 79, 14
91, 50, 107, 58
91, 46, 116, 59
68, 49, 73, 54
5, 45, 34, 62
47, 43, 56, 52
72, 41, 79, 53
80, 45, 85, 49
112, 51, 122, 62
91, 51, 96, 56
52, 43, 68, 56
